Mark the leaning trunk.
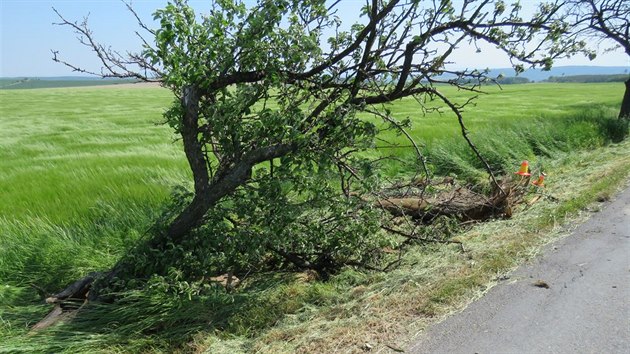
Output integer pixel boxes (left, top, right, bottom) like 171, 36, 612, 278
164, 86, 211, 244
619, 78, 630, 120
48, 84, 298, 303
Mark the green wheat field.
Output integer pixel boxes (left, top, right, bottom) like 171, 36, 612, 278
0, 82, 627, 353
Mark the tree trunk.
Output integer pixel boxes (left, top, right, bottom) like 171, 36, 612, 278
619, 78, 630, 120
165, 143, 295, 244
163, 86, 210, 244
49, 86, 298, 303
163, 86, 297, 245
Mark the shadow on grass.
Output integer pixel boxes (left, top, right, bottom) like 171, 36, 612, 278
2, 270, 351, 353
557, 104, 628, 142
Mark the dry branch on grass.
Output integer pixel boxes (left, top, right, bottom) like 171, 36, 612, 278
30, 273, 99, 332
372, 175, 537, 223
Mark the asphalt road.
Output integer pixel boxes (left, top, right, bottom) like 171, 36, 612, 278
409, 187, 630, 354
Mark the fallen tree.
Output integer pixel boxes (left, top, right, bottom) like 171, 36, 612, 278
32, 171, 550, 332
40, 0, 585, 328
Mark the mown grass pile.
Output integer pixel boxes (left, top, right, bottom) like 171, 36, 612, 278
0, 82, 627, 353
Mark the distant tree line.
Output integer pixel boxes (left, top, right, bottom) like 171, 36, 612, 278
492, 74, 630, 85
496, 76, 530, 84
545, 74, 629, 83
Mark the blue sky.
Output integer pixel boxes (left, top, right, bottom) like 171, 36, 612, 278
1, 0, 628, 77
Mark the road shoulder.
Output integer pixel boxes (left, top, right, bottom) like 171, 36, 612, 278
409, 187, 630, 353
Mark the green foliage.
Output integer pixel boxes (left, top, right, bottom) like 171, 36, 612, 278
115, 162, 386, 281
123, 0, 396, 279
87, 0, 597, 284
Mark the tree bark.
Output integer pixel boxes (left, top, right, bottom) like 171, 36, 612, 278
163, 85, 210, 245
619, 78, 630, 120
165, 143, 295, 243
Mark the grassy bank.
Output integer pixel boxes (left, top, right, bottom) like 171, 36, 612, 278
248, 140, 630, 354
0, 82, 627, 352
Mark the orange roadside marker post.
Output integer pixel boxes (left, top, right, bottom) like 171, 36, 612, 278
532, 172, 546, 187
515, 160, 531, 177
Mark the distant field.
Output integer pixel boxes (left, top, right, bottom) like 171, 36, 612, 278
0, 77, 140, 90
0, 85, 188, 287
0, 82, 622, 216
0, 85, 185, 223
369, 82, 624, 178
379, 82, 622, 142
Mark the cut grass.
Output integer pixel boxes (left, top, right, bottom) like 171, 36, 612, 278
0, 82, 628, 353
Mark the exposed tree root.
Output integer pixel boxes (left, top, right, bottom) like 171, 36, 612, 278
44, 272, 99, 304
31, 273, 99, 332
